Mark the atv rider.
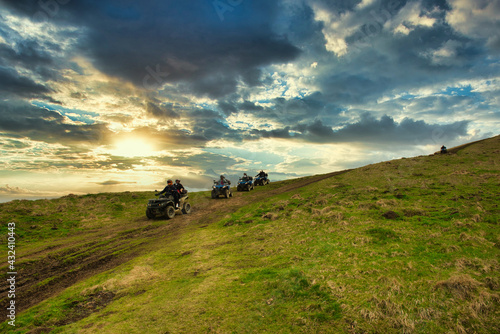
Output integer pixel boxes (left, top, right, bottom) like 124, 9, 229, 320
440, 145, 447, 154
175, 179, 187, 195
158, 179, 180, 208
219, 175, 230, 185
243, 173, 250, 181
257, 170, 267, 178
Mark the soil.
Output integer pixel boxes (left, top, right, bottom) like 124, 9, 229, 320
0, 170, 349, 320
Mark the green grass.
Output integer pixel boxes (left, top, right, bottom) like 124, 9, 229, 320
1, 136, 499, 333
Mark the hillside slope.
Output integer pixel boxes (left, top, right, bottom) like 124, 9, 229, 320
1, 135, 499, 333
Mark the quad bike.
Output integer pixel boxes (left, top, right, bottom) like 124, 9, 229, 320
146, 191, 191, 219
254, 173, 270, 186
211, 180, 232, 199
237, 176, 254, 191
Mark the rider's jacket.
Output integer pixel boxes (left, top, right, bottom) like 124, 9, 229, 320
159, 184, 178, 195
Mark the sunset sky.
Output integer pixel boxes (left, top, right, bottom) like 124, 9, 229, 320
1, 0, 499, 202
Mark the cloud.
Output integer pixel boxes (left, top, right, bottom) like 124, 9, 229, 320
0, 65, 53, 98
0, 138, 31, 150
0, 184, 59, 196
253, 113, 470, 145
0, 100, 109, 144
446, 0, 500, 51
2, 0, 301, 97
145, 100, 180, 119
0, 0, 498, 200
330, 113, 469, 144
96, 180, 136, 186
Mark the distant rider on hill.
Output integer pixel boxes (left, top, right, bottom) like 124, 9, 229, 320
158, 179, 180, 208
440, 145, 447, 154
257, 170, 267, 177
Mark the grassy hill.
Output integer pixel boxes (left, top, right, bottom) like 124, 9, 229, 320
1, 136, 499, 333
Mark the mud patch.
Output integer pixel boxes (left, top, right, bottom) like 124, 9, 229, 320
56, 291, 116, 326
382, 210, 400, 220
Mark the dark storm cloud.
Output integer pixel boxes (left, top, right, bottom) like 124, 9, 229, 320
1, 0, 301, 97
253, 127, 292, 139
186, 108, 244, 142
253, 113, 469, 145
330, 113, 469, 144
145, 100, 180, 119
218, 92, 335, 126
0, 39, 53, 68
0, 100, 109, 144
0, 66, 52, 98
217, 99, 264, 117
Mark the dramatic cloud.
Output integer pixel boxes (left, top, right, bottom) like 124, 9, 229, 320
0, 0, 498, 202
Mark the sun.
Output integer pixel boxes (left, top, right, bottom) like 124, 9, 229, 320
110, 137, 157, 158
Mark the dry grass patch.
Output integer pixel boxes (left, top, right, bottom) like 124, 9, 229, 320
261, 212, 278, 220
434, 275, 481, 300
83, 265, 162, 294
376, 199, 398, 208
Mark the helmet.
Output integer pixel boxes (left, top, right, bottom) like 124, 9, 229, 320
167, 179, 173, 184
175, 179, 180, 182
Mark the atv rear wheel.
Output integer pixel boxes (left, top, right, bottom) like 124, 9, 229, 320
211, 190, 216, 199
165, 205, 176, 219
182, 202, 192, 214
146, 209, 155, 219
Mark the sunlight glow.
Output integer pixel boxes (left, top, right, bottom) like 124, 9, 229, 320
110, 137, 157, 158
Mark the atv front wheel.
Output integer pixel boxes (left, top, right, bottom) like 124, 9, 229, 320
224, 189, 230, 198
146, 209, 155, 219
182, 202, 192, 214
211, 190, 217, 199
165, 205, 176, 219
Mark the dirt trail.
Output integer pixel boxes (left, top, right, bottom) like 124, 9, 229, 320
0, 170, 349, 316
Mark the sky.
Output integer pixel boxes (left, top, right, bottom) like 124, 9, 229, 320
0, 0, 499, 202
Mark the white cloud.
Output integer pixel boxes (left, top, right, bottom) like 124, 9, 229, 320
389, 1, 437, 35
422, 40, 464, 65
446, 0, 500, 50
310, 3, 357, 56
311, 0, 437, 56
